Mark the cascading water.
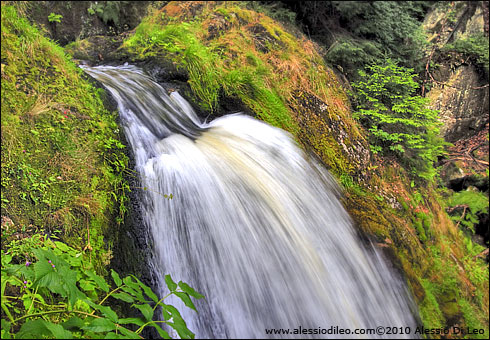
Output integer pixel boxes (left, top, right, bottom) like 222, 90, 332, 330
83, 64, 419, 339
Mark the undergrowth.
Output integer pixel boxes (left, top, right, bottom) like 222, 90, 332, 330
1, 4, 129, 272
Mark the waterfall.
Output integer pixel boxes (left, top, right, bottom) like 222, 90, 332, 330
83, 64, 418, 339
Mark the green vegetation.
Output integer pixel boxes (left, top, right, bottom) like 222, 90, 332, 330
87, 1, 123, 27
1, 4, 202, 338
448, 190, 489, 233
351, 59, 448, 181
1, 234, 203, 339
123, 13, 296, 133
320, 1, 430, 78
443, 33, 489, 79
2, 1, 488, 339
47, 13, 62, 24
1, 4, 130, 272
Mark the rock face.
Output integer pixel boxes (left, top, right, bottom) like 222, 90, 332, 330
24, 1, 159, 46
424, 1, 489, 143
427, 64, 489, 142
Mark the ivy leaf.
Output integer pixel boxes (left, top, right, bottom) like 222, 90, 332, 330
134, 303, 154, 322
165, 274, 177, 292
174, 292, 196, 312
178, 281, 204, 299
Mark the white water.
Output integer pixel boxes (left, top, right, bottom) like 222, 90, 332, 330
83, 65, 418, 339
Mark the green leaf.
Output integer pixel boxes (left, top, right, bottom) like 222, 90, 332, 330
44, 321, 73, 339
62, 316, 85, 331
54, 241, 70, 252
178, 281, 204, 299
17, 319, 51, 338
149, 323, 171, 339
86, 270, 109, 293
131, 276, 158, 303
21, 294, 33, 311
117, 326, 142, 339
134, 303, 154, 322
167, 317, 195, 339
111, 269, 123, 286
1, 319, 11, 339
86, 300, 119, 323
79, 279, 97, 292
112, 292, 135, 303
174, 292, 196, 312
118, 317, 145, 327
82, 318, 116, 333
165, 274, 177, 292
122, 276, 145, 302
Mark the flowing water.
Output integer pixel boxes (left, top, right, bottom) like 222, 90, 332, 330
83, 64, 418, 339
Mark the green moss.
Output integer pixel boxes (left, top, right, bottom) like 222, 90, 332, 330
419, 279, 445, 330
458, 299, 489, 339
1, 4, 129, 274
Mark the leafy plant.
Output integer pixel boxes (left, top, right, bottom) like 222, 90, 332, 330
1, 236, 203, 339
351, 59, 449, 181
48, 13, 62, 24
448, 190, 488, 233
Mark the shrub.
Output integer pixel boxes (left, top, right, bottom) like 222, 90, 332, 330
351, 59, 448, 181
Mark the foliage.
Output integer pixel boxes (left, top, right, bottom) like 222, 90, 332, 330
448, 190, 489, 233
306, 1, 432, 77
351, 59, 448, 181
1, 235, 203, 339
242, 1, 296, 26
87, 1, 122, 26
1, 4, 129, 272
325, 38, 384, 78
443, 33, 489, 79
48, 13, 62, 24
123, 12, 297, 133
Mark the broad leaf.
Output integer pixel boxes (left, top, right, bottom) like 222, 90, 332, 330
44, 321, 74, 339
131, 275, 158, 303
178, 281, 204, 299
82, 317, 116, 333
86, 300, 119, 323
62, 316, 85, 331
165, 274, 177, 292
112, 292, 134, 303
17, 319, 51, 339
118, 317, 145, 327
111, 269, 122, 287
86, 270, 109, 293
134, 303, 154, 322
174, 292, 196, 312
